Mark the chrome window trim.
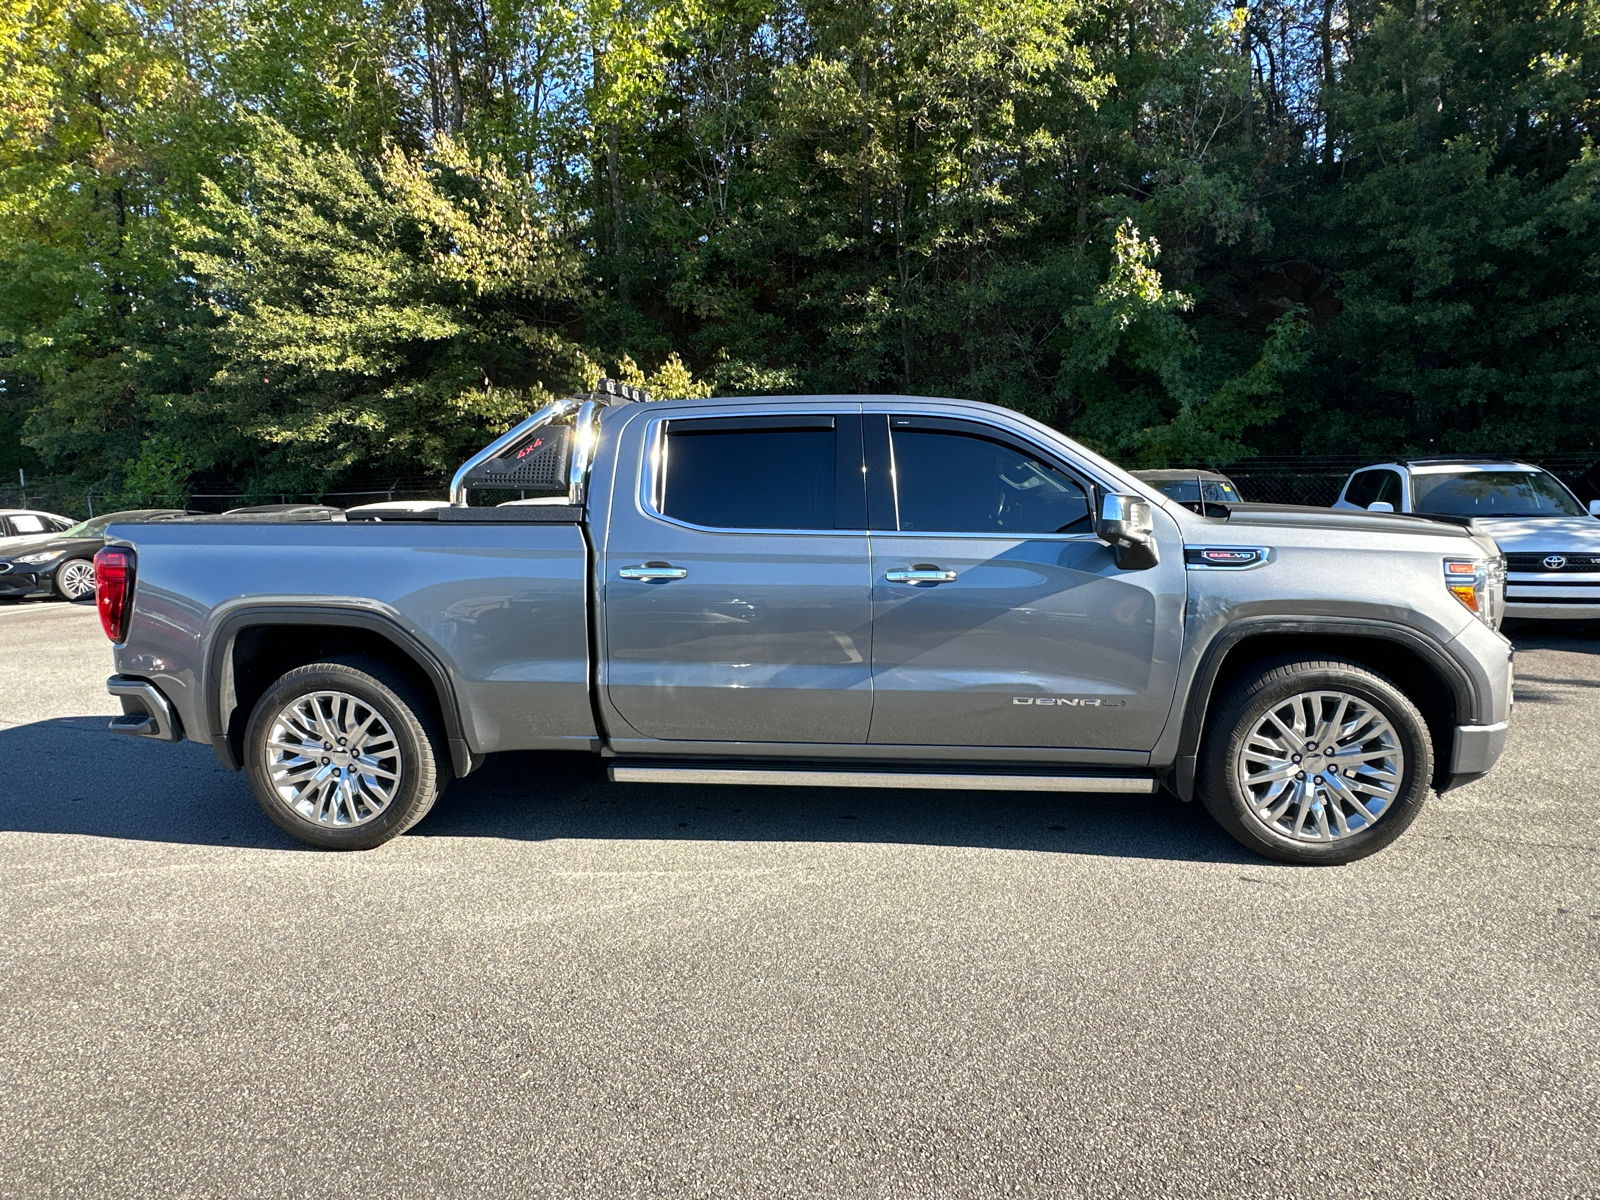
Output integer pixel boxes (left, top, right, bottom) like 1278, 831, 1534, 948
635, 404, 1113, 541
870, 529, 1103, 543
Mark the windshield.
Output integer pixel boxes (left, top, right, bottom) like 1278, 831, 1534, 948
1411, 470, 1584, 518
59, 509, 182, 537
1154, 478, 1241, 503
60, 515, 115, 538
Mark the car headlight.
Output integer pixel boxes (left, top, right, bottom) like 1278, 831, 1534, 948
1445, 556, 1505, 630
12, 551, 60, 565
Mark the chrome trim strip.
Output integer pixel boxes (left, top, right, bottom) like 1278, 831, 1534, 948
609, 766, 1156, 793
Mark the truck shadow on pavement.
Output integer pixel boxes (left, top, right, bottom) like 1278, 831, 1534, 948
0, 718, 1254, 863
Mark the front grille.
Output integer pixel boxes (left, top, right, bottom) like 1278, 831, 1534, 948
1504, 552, 1600, 572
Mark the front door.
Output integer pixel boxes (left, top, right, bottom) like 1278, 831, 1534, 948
601, 408, 875, 744
863, 412, 1183, 751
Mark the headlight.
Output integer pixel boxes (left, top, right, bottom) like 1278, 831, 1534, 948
12, 551, 60, 565
1445, 556, 1505, 630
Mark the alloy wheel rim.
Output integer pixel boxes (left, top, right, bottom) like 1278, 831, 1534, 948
265, 691, 402, 828
59, 560, 94, 599
1235, 689, 1404, 843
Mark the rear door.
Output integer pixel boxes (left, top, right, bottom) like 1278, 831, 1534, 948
600, 407, 875, 744
863, 411, 1184, 751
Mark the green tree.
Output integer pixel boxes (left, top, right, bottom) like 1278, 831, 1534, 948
174, 122, 592, 491
1272, 0, 1600, 455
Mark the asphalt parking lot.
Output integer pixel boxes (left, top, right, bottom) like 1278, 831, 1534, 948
1, 601, 1596, 1199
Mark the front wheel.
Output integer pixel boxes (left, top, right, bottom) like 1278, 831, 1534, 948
1198, 656, 1433, 865
244, 657, 448, 850
54, 558, 95, 601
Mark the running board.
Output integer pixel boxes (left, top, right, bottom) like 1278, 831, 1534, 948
608, 765, 1155, 794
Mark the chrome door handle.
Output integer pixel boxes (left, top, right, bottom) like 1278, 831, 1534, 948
619, 563, 688, 581
885, 567, 957, 584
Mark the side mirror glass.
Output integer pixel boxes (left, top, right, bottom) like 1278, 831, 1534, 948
1367, 501, 1395, 513
1096, 493, 1158, 570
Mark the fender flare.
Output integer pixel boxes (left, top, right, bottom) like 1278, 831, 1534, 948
202, 603, 476, 778
1168, 615, 1479, 800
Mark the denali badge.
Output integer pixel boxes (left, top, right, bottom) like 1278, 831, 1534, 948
1543, 554, 1567, 570
1013, 696, 1126, 707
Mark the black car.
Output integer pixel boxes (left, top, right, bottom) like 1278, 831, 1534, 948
0, 510, 192, 602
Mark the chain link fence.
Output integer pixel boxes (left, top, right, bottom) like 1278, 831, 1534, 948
0, 477, 449, 520
1172, 456, 1600, 508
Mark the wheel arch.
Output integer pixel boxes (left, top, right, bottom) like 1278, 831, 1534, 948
1168, 618, 1476, 800
204, 605, 476, 778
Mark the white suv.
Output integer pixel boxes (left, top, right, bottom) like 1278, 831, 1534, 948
1334, 459, 1600, 621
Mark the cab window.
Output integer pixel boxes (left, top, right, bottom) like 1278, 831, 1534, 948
1344, 470, 1402, 508
658, 415, 865, 530
888, 423, 1091, 535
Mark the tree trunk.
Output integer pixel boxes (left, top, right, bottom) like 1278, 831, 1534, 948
1320, 0, 1336, 163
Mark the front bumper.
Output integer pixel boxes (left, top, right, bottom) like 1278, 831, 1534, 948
0, 568, 45, 596
1505, 601, 1600, 620
1449, 720, 1508, 775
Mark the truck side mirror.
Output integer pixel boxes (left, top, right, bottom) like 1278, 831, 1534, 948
1589, 500, 1600, 518
1096, 493, 1159, 570
1367, 501, 1395, 513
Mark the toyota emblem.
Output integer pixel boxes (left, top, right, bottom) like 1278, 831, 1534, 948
1543, 554, 1567, 570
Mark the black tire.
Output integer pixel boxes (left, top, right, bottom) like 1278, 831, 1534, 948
1198, 656, 1433, 865
53, 557, 96, 602
244, 656, 449, 850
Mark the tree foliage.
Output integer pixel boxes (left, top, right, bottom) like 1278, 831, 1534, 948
1, 0, 1595, 499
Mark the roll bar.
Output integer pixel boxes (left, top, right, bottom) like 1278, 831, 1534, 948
449, 379, 648, 507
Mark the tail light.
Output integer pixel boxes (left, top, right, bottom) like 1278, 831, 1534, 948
95, 546, 136, 642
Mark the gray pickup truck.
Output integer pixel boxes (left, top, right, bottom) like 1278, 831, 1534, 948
95, 388, 1514, 864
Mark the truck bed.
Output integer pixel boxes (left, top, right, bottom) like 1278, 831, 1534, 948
108, 518, 596, 762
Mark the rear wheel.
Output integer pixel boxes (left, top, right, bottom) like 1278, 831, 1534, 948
54, 558, 95, 601
244, 657, 448, 850
1198, 656, 1432, 865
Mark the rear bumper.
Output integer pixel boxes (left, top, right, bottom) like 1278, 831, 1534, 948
106, 675, 184, 742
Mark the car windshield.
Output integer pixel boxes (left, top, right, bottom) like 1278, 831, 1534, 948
1155, 478, 1241, 503
58, 509, 181, 538
1411, 470, 1584, 518
60, 515, 115, 537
